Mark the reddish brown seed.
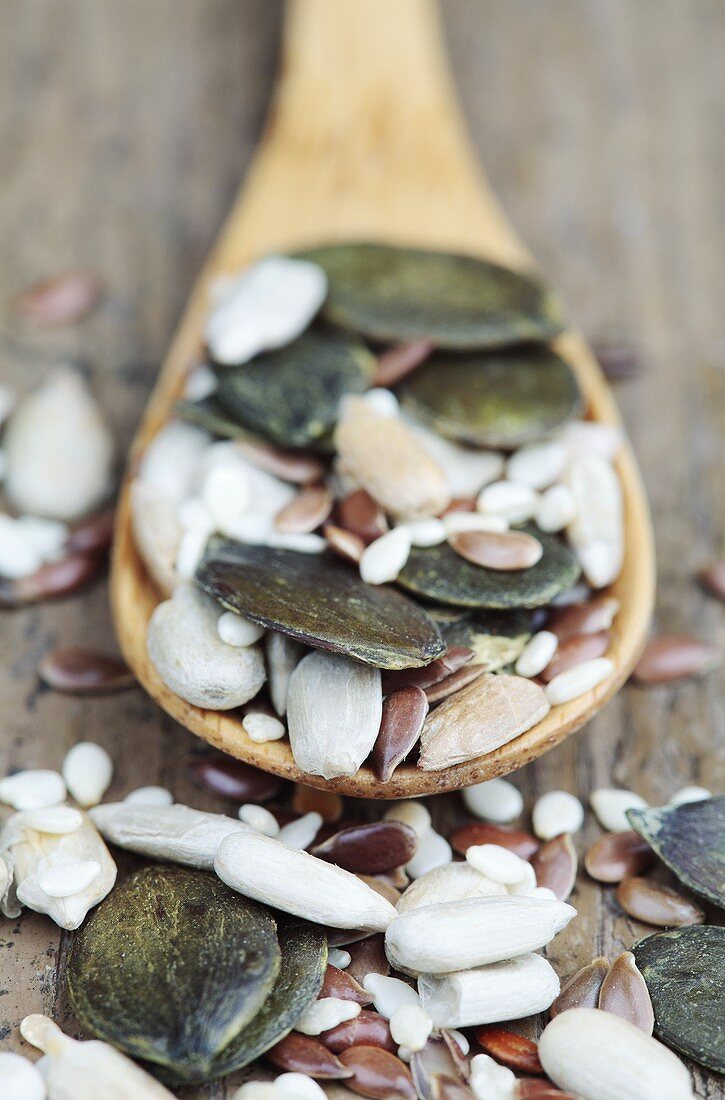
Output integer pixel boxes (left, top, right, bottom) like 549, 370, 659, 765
441, 497, 476, 516
338, 1045, 416, 1100
65, 506, 115, 554
474, 1027, 544, 1076
631, 634, 720, 684
373, 340, 434, 387
346, 935, 390, 983
321, 965, 373, 1005
515, 1082, 579, 1099
424, 663, 486, 703
357, 875, 402, 906
549, 957, 610, 1018
547, 596, 619, 641
591, 343, 642, 381
698, 560, 725, 602
187, 755, 283, 803
449, 530, 543, 571
0, 553, 103, 608
15, 270, 103, 325
530, 833, 577, 901
326, 928, 372, 948
584, 830, 655, 883
450, 822, 539, 860
431, 1074, 475, 1100
38, 648, 133, 694
412, 1034, 470, 1093
372, 686, 429, 782
266, 1032, 353, 1078
615, 876, 705, 927
275, 484, 334, 534
292, 784, 344, 823
381, 647, 473, 695
313, 821, 418, 874
324, 522, 366, 564
539, 630, 611, 682
598, 950, 654, 1034
338, 490, 389, 544
321, 1011, 397, 1055
237, 439, 327, 485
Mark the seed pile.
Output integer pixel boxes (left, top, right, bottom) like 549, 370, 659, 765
126, 244, 634, 777
2, 743, 721, 1097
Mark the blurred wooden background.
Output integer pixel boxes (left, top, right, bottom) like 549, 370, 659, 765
0, 1, 723, 1096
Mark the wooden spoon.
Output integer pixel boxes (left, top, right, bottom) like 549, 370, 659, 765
110, 0, 655, 798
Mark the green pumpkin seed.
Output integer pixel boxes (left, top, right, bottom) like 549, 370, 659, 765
66, 865, 280, 1083
175, 396, 253, 440
296, 243, 565, 348
196, 537, 445, 670
627, 796, 725, 907
399, 347, 582, 449
210, 918, 327, 1079
441, 609, 534, 669
397, 526, 580, 609
634, 926, 725, 1073
214, 329, 375, 449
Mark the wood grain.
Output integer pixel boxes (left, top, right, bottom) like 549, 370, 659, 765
0, 1, 722, 1097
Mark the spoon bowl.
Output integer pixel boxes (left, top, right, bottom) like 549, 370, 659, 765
111, 0, 655, 798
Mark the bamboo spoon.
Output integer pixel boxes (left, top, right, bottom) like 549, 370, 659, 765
111, 0, 655, 798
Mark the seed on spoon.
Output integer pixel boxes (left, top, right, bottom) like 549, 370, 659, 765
66, 506, 116, 554
539, 630, 610, 682
449, 529, 543, 571
275, 485, 334, 534
547, 595, 619, 640
371, 685, 429, 783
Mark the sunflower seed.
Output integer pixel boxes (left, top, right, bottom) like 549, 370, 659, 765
532, 790, 584, 840
565, 456, 623, 588
278, 812, 323, 850
238, 804, 280, 837
90, 801, 245, 868
0, 1050, 46, 1100
477, 481, 540, 524
385, 896, 574, 974
465, 844, 531, 886
39, 859, 102, 898
24, 805, 84, 834
538, 1007, 694, 1100
296, 999, 361, 1036
590, 788, 647, 832
615, 877, 705, 927
632, 635, 720, 684
405, 831, 453, 880
549, 957, 609, 1017
443, 513, 509, 536
536, 484, 577, 533
130, 479, 180, 595
515, 631, 559, 678
583, 830, 655, 883
462, 778, 523, 824
362, 975, 421, 1019
390, 1006, 433, 1054
0, 769, 66, 811
124, 785, 174, 806
360, 528, 413, 585
400, 518, 447, 547
396, 863, 506, 915
420, 953, 560, 1028
274, 1073, 328, 1100
215, 830, 397, 931
507, 442, 567, 490
598, 951, 654, 1033
669, 785, 711, 806
544, 657, 614, 705
557, 420, 623, 462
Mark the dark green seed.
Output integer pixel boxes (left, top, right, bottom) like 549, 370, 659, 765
66, 865, 280, 1083
196, 537, 445, 670
175, 396, 255, 440
399, 346, 583, 449
441, 609, 534, 669
397, 527, 580, 610
634, 926, 725, 1073
627, 796, 725, 907
296, 243, 565, 349
214, 329, 375, 449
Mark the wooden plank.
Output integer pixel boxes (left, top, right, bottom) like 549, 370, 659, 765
0, 2, 722, 1097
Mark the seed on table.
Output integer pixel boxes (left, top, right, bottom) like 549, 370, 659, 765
321, 1009, 397, 1054
322, 965, 372, 1005
476, 481, 539, 524
312, 821, 417, 874
547, 595, 620, 641
38, 859, 102, 898
275, 484, 334, 534
473, 1027, 544, 1076
66, 506, 115, 555
267, 1033, 355, 1078
531, 834, 577, 901
15, 269, 103, 325
217, 610, 266, 646
338, 1045, 416, 1100
532, 791, 584, 840
615, 876, 705, 927
544, 657, 614, 705
539, 630, 610, 682
449, 529, 543, 571
62, 742, 113, 808
0, 769, 66, 812
381, 647, 473, 695
536, 484, 577, 533
360, 527, 413, 585
697, 560, 725, 602
238, 803, 279, 836
188, 755, 283, 802
632, 634, 720, 684
598, 951, 654, 1034
39, 648, 133, 695
515, 631, 559, 678
338, 490, 389, 544
123, 786, 173, 806
462, 778, 523, 824
374, 340, 434, 387
292, 785, 344, 823
296, 998, 361, 1036
372, 686, 428, 783
549, 957, 609, 1017
0, 1050, 46, 1100
396, 862, 506, 915
25, 805, 84, 835
420, 953, 560, 1029
465, 844, 531, 886
450, 822, 539, 860
0, 551, 104, 608
584, 830, 655, 883
590, 788, 647, 833
669, 785, 711, 806
591, 343, 642, 381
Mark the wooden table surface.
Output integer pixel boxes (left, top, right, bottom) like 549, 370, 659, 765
1, 2, 723, 1096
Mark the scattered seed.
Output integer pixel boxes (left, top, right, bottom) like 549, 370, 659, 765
539, 629, 610, 682
296, 998, 362, 1036
374, 341, 435, 387
363, 975, 421, 1020
591, 343, 642, 381
549, 957, 609, 1017
0, 551, 104, 607
697, 560, 725, 602
278, 812, 323, 851
405, 830, 452, 880
584, 830, 655, 883
476, 481, 540, 525
384, 801, 432, 839
39, 648, 132, 695
123, 786, 174, 806
450, 822, 539, 860
188, 756, 283, 803
274, 1072, 327, 1100
443, 512, 509, 535
66, 506, 115, 555
267, 1033, 354, 1078
329, 949, 352, 969
669, 785, 711, 806
321, 966, 372, 1006
372, 686, 428, 783
244, 710, 287, 743
532, 791, 584, 840
324, 523, 366, 564
547, 595, 620, 641
424, 664, 486, 704
275, 485, 334, 534
360, 528, 413, 585
420, 953, 560, 1029
627, 797, 725, 906
0, 769, 66, 812
396, 862, 506, 915
544, 657, 614, 705
515, 631, 559, 678
25, 805, 84, 835
62, 742, 113, 808
632, 634, 720, 684
598, 951, 654, 1034
531, 834, 577, 901
465, 844, 530, 886
381, 647, 472, 695
313, 822, 417, 874
338, 1044, 416, 1100
0, 1050, 46, 1100
238, 804, 280, 837
462, 778, 523, 824
590, 788, 647, 833
321, 1010, 397, 1055
15, 270, 103, 325
338, 490, 389, 545
292, 786, 344, 823
39, 859, 102, 898
430, 1074, 474, 1100
401, 518, 447, 548
616, 876, 705, 928
474, 1027, 544, 1076
390, 1005, 433, 1054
